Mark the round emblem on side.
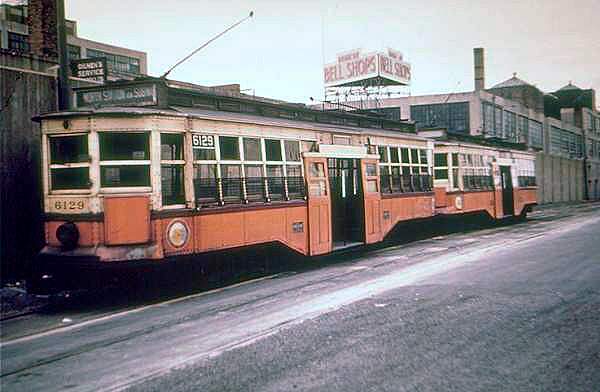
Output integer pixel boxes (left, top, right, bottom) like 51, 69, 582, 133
454, 195, 463, 210
167, 220, 189, 248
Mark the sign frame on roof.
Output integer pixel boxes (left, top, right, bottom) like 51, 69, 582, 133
323, 48, 411, 88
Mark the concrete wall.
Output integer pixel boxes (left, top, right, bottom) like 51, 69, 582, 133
0, 65, 56, 282
536, 152, 585, 203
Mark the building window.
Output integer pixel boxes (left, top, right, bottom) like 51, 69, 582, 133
549, 127, 583, 158
494, 106, 503, 137
504, 111, 517, 142
86, 49, 141, 75
48, 135, 90, 190
160, 133, 185, 205
67, 44, 81, 61
99, 132, 151, 188
5, 5, 27, 24
529, 120, 543, 148
517, 115, 528, 143
410, 102, 470, 134
8, 32, 29, 52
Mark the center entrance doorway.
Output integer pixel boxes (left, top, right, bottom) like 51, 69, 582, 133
500, 165, 515, 216
327, 158, 365, 249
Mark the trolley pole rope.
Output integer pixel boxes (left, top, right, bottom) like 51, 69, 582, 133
161, 11, 254, 79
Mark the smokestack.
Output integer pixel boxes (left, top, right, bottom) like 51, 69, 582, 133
474, 48, 485, 91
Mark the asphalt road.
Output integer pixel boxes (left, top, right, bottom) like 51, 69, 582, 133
1, 203, 600, 392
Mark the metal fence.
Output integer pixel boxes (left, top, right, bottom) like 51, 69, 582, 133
194, 176, 306, 207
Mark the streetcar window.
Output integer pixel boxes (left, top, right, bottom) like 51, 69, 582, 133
284, 140, 300, 162
161, 165, 185, 205
390, 147, 399, 163
161, 133, 184, 161
265, 139, 282, 161
420, 149, 428, 164
244, 165, 263, 177
267, 165, 283, 177
99, 132, 150, 188
243, 138, 262, 161
434, 153, 448, 167
99, 133, 149, 161
411, 149, 419, 164
161, 133, 185, 205
50, 135, 88, 164
286, 165, 302, 177
194, 164, 217, 179
51, 167, 89, 190
365, 163, 377, 177
401, 148, 410, 164
378, 146, 388, 163
219, 136, 239, 160
101, 166, 150, 187
48, 135, 91, 191
193, 148, 216, 160
220, 164, 241, 178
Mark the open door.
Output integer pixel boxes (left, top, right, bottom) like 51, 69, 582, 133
500, 166, 514, 216
328, 158, 365, 249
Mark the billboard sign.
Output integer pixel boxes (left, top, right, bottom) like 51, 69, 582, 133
71, 58, 107, 83
323, 48, 411, 87
76, 83, 157, 108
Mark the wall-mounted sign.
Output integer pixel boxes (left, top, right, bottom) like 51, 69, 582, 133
76, 83, 157, 108
71, 58, 107, 83
323, 48, 411, 88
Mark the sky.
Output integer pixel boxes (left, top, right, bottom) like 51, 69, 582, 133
67, 0, 600, 105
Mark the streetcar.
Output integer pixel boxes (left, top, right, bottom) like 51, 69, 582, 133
31, 78, 537, 292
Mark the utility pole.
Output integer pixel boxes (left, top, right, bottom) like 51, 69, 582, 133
56, 0, 70, 110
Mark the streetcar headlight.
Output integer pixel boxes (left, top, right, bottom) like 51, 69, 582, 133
56, 222, 79, 250
167, 221, 189, 248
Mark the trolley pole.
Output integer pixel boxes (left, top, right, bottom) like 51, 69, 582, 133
56, 0, 70, 110
161, 11, 254, 79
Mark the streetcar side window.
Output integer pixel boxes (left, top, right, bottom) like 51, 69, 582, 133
50, 134, 88, 164
99, 132, 151, 188
219, 136, 239, 160
434, 153, 449, 180
161, 133, 185, 205
48, 135, 90, 190
265, 139, 283, 161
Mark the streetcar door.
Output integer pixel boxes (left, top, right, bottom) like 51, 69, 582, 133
500, 166, 515, 216
328, 158, 365, 248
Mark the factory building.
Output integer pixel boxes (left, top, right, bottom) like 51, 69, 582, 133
349, 49, 599, 203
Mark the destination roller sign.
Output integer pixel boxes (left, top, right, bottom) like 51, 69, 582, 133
71, 58, 107, 83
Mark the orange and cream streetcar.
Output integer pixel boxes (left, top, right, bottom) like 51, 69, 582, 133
31, 78, 536, 291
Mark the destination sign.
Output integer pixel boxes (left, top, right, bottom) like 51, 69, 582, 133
76, 84, 157, 108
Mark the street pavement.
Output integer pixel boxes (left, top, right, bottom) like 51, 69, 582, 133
1, 203, 600, 391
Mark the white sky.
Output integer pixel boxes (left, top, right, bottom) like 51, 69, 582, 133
67, 0, 600, 105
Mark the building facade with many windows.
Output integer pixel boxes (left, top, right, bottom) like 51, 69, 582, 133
0, 3, 147, 80
65, 19, 147, 81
